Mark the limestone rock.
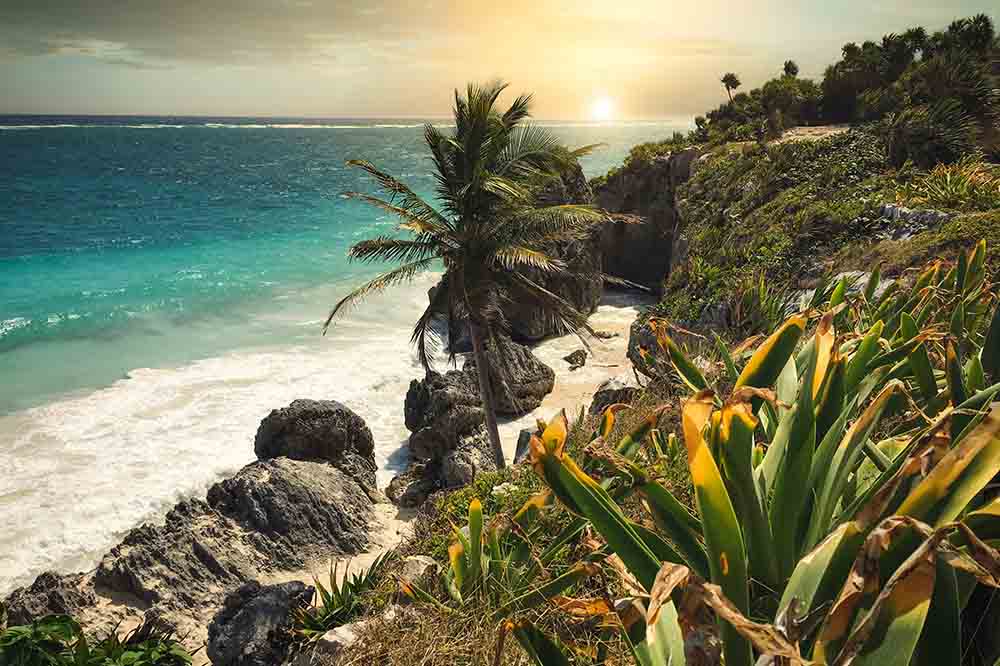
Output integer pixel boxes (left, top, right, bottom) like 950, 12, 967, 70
464, 336, 555, 416
513, 429, 534, 465
564, 349, 587, 370
386, 463, 438, 508
589, 374, 642, 415
290, 623, 364, 666
207, 580, 312, 666
399, 556, 438, 590
627, 316, 660, 379
94, 458, 372, 619
254, 399, 377, 489
404, 370, 485, 461
595, 147, 702, 290
440, 429, 498, 488
2, 572, 95, 627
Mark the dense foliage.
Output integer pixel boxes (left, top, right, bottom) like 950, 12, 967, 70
0, 615, 192, 666
408, 243, 1000, 665
633, 14, 999, 161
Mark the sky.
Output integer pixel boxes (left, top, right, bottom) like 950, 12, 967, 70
0, 0, 996, 120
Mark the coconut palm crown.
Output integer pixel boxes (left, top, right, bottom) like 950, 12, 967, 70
324, 80, 605, 468
721, 72, 742, 102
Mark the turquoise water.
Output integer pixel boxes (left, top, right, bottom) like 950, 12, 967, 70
0, 116, 687, 414
0, 116, 688, 594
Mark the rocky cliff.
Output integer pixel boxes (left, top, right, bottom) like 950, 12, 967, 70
593, 147, 703, 291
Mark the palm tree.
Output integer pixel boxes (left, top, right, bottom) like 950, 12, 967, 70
783, 60, 799, 77
324, 81, 604, 469
721, 72, 742, 102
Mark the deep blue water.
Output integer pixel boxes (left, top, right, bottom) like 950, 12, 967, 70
0, 115, 688, 414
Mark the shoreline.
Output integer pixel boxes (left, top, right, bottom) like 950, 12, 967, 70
0, 288, 649, 600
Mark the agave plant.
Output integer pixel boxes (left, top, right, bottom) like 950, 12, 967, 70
0, 614, 192, 666
292, 551, 395, 642
520, 240, 1000, 664
400, 407, 678, 664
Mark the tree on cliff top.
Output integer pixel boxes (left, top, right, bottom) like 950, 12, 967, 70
325, 80, 603, 469
721, 72, 742, 102
782, 60, 799, 77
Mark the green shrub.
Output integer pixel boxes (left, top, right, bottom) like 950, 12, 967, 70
887, 99, 979, 168
0, 615, 192, 666
291, 551, 395, 642
898, 156, 1000, 210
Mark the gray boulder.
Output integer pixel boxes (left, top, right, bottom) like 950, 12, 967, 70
385, 463, 438, 508
404, 370, 485, 461
564, 349, 587, 370
290, 622, 364, 666
254, 399, 377, 489
440, 429, 498, 488
207, 580, 312, 666
513, 429, 535, 465
398, 556, 439, 591
589, 374, 642, 415
627, 316, 660, 378
465, 336, 555, 416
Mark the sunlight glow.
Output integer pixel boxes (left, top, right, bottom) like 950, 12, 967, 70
589, 97, 615, 122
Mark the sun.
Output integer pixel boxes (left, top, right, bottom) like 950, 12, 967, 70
589, 97, 615, 122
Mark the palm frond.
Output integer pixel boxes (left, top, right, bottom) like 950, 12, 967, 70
501, 93, 533, 129
492, 247, 567, 273
342, 191, 453, 239
324, 257, 438, 333
495, 124, 562, 178
505, 204, 606, 243
345, 160, 452, 231
348, 236, 443, 264
567, 143, 605, 160
411, 274, 455, 371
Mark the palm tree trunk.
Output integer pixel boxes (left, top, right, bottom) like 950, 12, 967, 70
468, 321, 506, 469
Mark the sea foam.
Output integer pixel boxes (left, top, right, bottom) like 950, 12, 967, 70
0, 275, 443, 595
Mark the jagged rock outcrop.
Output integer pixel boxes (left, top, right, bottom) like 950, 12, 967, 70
465, 335, 556, 415
254, 399, 377, 489
626, 316, 660, 378
385, 462, 438, 508
440, 429, 498, 488
627, 314, 718, 380
95, 458, 372, 617
2, 572, 96, 627
207, 580, 313, 666
404, 370, 484, 461
403, 336, 553, 462
595, 147, 702, 290
564, 349, 587, 370
4, 408, 378, 649
392, 336, 551, 506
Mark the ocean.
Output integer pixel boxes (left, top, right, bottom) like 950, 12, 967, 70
0, 115, 688, 594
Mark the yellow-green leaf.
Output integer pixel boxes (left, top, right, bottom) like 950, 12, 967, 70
735, 314, 807, 390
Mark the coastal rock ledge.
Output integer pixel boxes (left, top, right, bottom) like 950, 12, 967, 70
3, 401, 379, 649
